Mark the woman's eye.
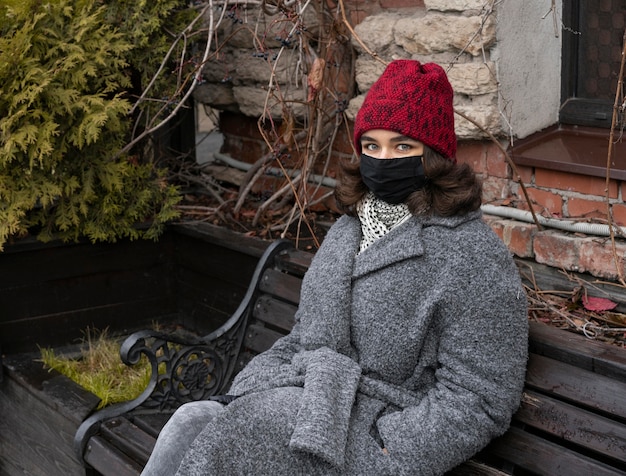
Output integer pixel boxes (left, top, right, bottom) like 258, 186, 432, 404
397, 144, 411, 152
363, 143, 378, 151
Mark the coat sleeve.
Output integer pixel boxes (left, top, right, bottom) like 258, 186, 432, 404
376, 254, 528, 475
227, 322, 306, 396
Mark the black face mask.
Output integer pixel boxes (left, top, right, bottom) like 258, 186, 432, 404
360, 153, 428, 204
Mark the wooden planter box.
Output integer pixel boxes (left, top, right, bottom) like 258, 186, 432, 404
0, 223, 269, 476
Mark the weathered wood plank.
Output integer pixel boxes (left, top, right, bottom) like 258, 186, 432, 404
526, 353, 626, 419
0, 355, 99, 476
274, 248, 313, 277
172, 222, 270, 258
2, 353, 99, 424
259, 268, 302, 304
529, 320, 626, 381
0, 297, 177, 353
253, 295, 297, 333
487, 426, 626, 476
516, 389, 626, 462
99, 417, 156, 466
176, 266, 248, 332
0, 226, 274, 475
132, 413, 173, 439
243, 323, 286, 355
0, 237, 171, 288
446, 459, 509, 476
517, 258, 626, 314
174, 231, 260, 285
83, 436, 142, 476
0, 266, 173, 323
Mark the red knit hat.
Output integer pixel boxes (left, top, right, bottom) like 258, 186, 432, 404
354, 60, 456, 160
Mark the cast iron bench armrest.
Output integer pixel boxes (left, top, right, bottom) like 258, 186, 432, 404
74, 239, 294, 462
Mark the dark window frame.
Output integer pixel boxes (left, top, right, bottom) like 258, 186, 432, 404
560, 0, 614, 128
511, 0, 624, 179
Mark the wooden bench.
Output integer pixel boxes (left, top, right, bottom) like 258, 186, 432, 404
74, 239, 626, 476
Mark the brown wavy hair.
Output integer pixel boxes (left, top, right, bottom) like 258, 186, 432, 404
335, 146, 482, 217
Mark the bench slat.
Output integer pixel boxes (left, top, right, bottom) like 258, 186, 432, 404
253, 295, 297, 333
529, 320, 626, 381
244, 323, 287, 355
84, 435, 142, 476
487, 426, 626, 476
446, 459, 509, 476
99, 417, 156, 466
526, 353, 626, 419
259, 268, 302, 304
274, 248, 313, 277
516, 389, 626, 463
132, 412, 173, 439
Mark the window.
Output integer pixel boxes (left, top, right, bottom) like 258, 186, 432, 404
560, 0, 623, 128
512, 0, 626, 180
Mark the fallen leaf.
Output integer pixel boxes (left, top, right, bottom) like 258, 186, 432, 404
582, 295, 618, 312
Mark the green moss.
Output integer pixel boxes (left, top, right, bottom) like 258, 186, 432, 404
39, 328, 151, 409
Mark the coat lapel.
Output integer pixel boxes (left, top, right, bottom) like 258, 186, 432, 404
353, 217, 425, 278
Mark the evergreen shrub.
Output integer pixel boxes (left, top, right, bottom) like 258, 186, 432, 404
0, 0, 192, 249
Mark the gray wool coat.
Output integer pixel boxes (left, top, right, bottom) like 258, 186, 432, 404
175, 211, 528, 476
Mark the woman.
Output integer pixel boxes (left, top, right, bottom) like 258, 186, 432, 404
142, 59, 528, 476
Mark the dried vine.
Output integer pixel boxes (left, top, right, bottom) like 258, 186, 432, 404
605, 29, 626, 286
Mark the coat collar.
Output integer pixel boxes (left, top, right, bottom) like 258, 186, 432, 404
353, 217, 424, 277
332, 210, 481, 278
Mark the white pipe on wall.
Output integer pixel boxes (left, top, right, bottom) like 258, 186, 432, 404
481, 203, 626, 238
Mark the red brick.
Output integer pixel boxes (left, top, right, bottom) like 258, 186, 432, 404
507, 182, 533, 211
222, 137, 266, 164
305, 185, 342, 214
332, 123, 355, 156
481, 176, 511, 203
526, 188, 563, 216
485, 142, 509, 178
457, 141, 486, 173
220, 111, 264, 140
567, 197, 610, 220
343, 1, 382, 25
485, 217, 505, 241
579, 237, 626, 280
611, 202, 626, 227
533, 231, 581, 271
534, 168, 618, 198
503, 220, 537, 258
511, 164, 533, 185
484, 216, 536, 258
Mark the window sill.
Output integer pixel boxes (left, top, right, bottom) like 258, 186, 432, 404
511, 124, 626, 181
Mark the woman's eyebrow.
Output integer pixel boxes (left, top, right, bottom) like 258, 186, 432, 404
389, 135, 417, 143
360, 134, 417, 143
360, 134, 418, 144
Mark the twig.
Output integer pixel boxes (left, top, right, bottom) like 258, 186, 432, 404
453, 108, 542, 229
337, 0, 387, 66
116, 2, 216, 158
606, 28, 626, 286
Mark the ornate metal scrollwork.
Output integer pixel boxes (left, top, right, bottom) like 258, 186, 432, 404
119, 325, 246, 411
